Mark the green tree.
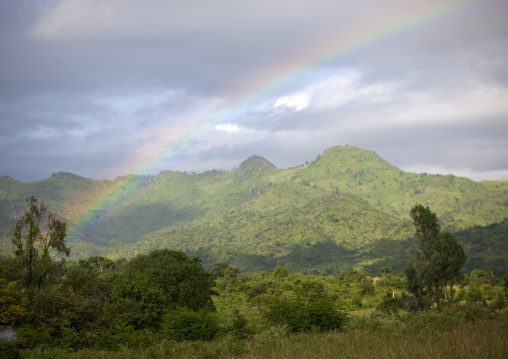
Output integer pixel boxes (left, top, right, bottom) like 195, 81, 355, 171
104, 273, 166, 330
408, 204, 466, 311
433, 232, 466, 304
403, 260, 424, 311
11, 196, 70, 303
272, 266, 290, 278
123, 249, 215, 311
380, 266, 392, 275
210, 262, 240, 279
503, 269, 508, 296
79, 256, 115, 274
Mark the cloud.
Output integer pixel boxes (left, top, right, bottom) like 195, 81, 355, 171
274, 92, 310, 111
273, 71, 395, 113
1, 0, 508, 182
214, 123, 241, 133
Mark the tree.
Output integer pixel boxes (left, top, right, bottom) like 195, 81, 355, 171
0, 264, 26, 325
410, 204, 442, 311
403, 260, 425, 312
408, 204, 466, 311
504, 269, 508, 296
380, 266, 392, 275
79, 256, 115, 274
122, 249, 215, 311
210, 262, 240, 280
432, 232, 466, 304
104, 273, 166, 330
11, 196, 70, 303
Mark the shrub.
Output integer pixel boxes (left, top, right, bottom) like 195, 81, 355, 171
162, 308, 218, 341
491, 291, 506, 310
231, 309, 249, 339
0, 341, 20, 359
466, 287, 483, 302
264, 297, 346, 333
376, 295, 404, 315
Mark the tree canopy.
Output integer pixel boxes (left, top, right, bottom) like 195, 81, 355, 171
408, 204, 466, 311
11, 196, 70, 303
122, 249, 215, 311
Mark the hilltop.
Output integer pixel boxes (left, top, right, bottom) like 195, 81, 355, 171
1, 146, 507, 274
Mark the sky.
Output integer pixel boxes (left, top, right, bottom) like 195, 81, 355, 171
1, 0, 508, 183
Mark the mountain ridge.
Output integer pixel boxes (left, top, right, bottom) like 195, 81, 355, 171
1, 145, 507, 274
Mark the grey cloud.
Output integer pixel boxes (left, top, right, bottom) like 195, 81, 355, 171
1, 0, 508, 182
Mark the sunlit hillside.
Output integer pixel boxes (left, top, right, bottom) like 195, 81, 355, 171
1, 146, 507, 274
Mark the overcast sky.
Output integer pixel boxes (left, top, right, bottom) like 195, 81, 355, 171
1, 0, 507, 182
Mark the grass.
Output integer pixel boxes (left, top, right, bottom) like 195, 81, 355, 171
17, 310, 508, 359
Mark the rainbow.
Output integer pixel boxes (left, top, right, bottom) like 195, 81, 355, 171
68, 0, 500, 243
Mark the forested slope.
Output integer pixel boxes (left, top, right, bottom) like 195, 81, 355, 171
1, 146, 507, 273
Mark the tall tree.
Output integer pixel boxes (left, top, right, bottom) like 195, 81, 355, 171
11, 196, 70, 303
410, 204, 441, 310
432, 231, 466, 304
408, 204, 465, 312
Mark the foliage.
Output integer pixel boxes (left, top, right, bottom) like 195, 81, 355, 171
4, 249, 508, 357
231, 309, 249, 339
408, 205, 466, 311
454, 220, 508, 276
272, 266, 290, 278
0, 288, 26, 325
433, 232, 466, 303
122, 249, 215, 311
210, 262, 240, 280
78, 256, 115, 274
504, 269, 508, 295
11, 196, 70, 303
104, 273, 166, 330
1, 147, 507, 276
264, 297, 346, 333
13, 310, 508, 359
375, 294, 404, 315
161, 308, 218, 341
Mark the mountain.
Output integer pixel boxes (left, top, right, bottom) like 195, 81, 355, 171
1, 146, 507, 275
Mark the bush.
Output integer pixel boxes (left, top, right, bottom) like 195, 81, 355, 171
162, 308, 218, 341
264, 297, 346, 333
376, 295, 404, 315
0, 341, 20, 359
466, 287, 483, 302
490, 291, 506, 310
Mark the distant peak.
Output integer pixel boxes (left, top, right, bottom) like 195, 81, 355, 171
238, 155, 277, 173
50, 172, 83, 179
0, 175, 20, 183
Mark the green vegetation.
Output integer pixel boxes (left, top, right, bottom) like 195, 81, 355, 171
1, 198, 507, 357
1, 146, 507, 274
11, 196, 70, 304
405, 205, 466, 312
2, 254, 507, 358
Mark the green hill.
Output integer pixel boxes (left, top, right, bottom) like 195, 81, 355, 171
1, 146, 507, 274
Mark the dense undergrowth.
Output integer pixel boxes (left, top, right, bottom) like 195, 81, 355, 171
2, 255, 507, 359
6, 306, 508, 358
